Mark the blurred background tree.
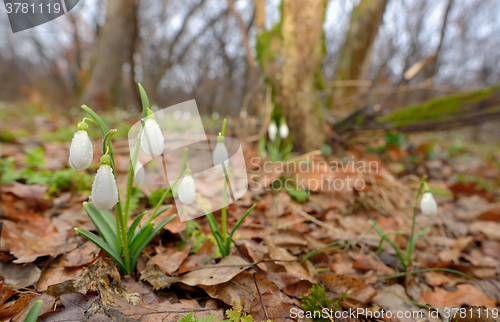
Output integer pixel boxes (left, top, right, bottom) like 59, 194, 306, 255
1, 0, 500, 149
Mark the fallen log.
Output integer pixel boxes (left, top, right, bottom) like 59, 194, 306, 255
333, 84, 500, 133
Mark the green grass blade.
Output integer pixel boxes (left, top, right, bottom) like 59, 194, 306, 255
129, 223, 154, 258
100, 209, 117, 235
153, 205, 172, 220
369, 220, 407, 270
229, 204, 255, 239
130, 214, 176, 271
406, 227, 430, 264
74, 228, 127, 272
24, 300, 43, 322
83, 202, 118, 252
127, 211, 146, 242
206, 212, 225, 254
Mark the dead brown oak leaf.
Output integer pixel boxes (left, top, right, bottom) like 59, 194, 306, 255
0, 261, 41, 288
320, 273, 377, 304
419, 284, 496, 309
249, 291, 302, 322
141, 255, 250, 290
200, 271, 281, 311
1, 217, 70, 264
180, 255, 250, 286
40, 292, 224, 322
12, 294, 55, 322
264, 236, 313, 283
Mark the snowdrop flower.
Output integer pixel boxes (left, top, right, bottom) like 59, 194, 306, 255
268, 121, 278, 142
140, 111, 164, 156
134, 161, 145, 184
420, 191, 437, 217
279, 118, 289, 139
69, 121, 93, 171
91, 155, 119, 210
178, 166, 196, 204
213, 135, 229, 173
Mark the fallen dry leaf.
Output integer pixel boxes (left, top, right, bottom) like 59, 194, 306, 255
419, 284, 496, 308
350, 252, 395, 275
321, 273, 377, 304
149, 246, 190, 275
372, 284, 421, 322
469, 221, 500, 241
36, 266, 83, 292
264, 236, 312, 282
201, 271, 280, 311
41, 292, 224, 321
249, 291, 302, 322
12, 294, 55, 322
180, 255, 250, 286
1, 218, 70, 264
0, 261, 41, 288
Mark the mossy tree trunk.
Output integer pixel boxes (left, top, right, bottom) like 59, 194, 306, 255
256, 0, 327, 152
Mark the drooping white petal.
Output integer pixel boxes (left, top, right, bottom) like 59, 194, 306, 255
91, 165, 119, 210
69, 130, 93, 171
420, 192, 437, 217
178, 175, 196, 204
279, 123, 289, 139
268, 122, 278, 142
213, 142, 229, 173
140, 118, 164, 156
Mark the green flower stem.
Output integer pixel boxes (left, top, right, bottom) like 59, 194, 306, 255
82, 104, 131, 272
124, 121, 145, 221
221, 118, 227, 137
221, 175, 228, 240
405, 175, 427, 267
146, 148, 189, 226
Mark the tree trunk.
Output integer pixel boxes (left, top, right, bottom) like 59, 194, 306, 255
81, 0, 137, 111
256, 0, 327, 152
280, 0, 326, 151
334, 0, 388, 113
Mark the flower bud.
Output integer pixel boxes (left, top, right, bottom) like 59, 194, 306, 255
420, 192, 437, 217
178, 171, 196, 204
279, 122, 289, 139
141, 117, 164, 156
268, 121, 278, 142
91, 163, 119, 210
213, 136, 229, 173
69, 128, 93, 171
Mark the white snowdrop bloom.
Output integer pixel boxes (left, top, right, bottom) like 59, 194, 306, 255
182, 111, 191, 121
91, 164, 119, 210
134, 161, 145, 184
268, 122, 278, 142
69, 128, 93, 171
140, 117, 164, 156
213, 138, 229, 173
279, 122, 289, 139
178, 172, 196, 204
420, 192, 437, 217
173, 110, 182, 120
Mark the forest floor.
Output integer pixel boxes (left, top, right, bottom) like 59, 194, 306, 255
0, 106, 500, 321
